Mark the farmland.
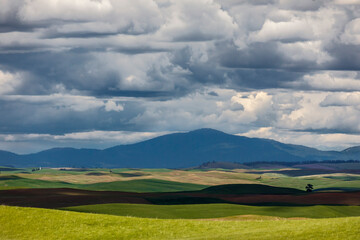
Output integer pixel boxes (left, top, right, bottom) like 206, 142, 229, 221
1, 164, 360, 239
1, 206, 360, 240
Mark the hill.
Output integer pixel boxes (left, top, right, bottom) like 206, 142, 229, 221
343, 146, 360, 154
1, 205, 360, 240
63, 203, 360, 219
0, 150, 19, 167
1, 128, 360, 168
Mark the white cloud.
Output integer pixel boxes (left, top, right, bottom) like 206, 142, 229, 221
19, 0, 113, 21
341, 18, 360, 44
333, 0, 360, 5
156, 0, 237, 41
131, 87, 360, 139
276, 91, 360, 133
52, 130, 169, 142
0, 0, 22, 23
292, 71, 360, 91
250, 19, 314, 42
18, 0, 164, 35
104, 100, 123, 112
2, 86, 360, 151
241, 127, 360, 151
0, 70, 22, 94
278, 41, 332, 64
228, 91, 275, 124
248, 6, 346, 46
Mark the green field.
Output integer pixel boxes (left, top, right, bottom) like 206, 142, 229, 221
1, 205, 359, 240
0, 176, 207, 192
83, 179, 207, 192
257, 174, 360, 192
63, 203, 360, 219
1, 167, 360, 192
1, 166, 360, 239
2, 167, 360, 192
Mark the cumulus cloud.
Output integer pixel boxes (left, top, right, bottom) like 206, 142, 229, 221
290, 71, 360, 91
1, 0, 359, 96
0, 70, 23, 94
19, 0, 113, 22
0, 0, 360, 152
104, 100, 124, 112
156, 0, 237, 41
320, 92, 360, 107
249, 19, 314, 43
241, 127, 360, 151
341, 18, 360, 44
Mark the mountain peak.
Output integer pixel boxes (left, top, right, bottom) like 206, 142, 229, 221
188, 128, 227, 135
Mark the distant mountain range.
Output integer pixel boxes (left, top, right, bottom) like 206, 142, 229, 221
1, 128, 360, 168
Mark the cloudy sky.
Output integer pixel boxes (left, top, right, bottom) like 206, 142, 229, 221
1, 0, 360, 153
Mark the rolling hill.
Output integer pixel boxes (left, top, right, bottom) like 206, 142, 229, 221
2, 205, 360, 240
0, 128, 360, 168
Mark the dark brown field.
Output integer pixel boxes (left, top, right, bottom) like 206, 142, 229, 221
1, 188, 359, 208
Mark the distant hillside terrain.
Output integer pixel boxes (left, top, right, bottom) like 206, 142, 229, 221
1, 129, 360, 168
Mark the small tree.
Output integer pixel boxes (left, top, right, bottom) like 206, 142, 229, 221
305, 184, 314, 192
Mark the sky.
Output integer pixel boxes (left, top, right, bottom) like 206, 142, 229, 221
1, 0, 360, 153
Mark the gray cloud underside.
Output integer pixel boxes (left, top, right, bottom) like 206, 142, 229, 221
1, 0, 360, 152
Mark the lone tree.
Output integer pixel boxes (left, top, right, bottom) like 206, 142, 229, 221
305, 184, 314, 192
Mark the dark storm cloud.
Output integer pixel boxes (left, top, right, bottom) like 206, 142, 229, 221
0, 22, 35, 33
42, 31, 120, 39
218, 42, 288, 69
1, 0, 358, 96
227, 69, 305, 89
0, 97, 142, 134
326, 44, 360, 71
0, 50, 175, 97
0, 51, 100, 95
110, 47, 169, 55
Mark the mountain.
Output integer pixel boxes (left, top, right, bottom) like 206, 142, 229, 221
23, 148, 101, 167
0, 150, 19, 167
196, 161, 250, 169
1, 128, 360, 168
342, 146, 360, 154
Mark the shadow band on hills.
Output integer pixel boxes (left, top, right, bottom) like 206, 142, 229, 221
0, 184, 359, 208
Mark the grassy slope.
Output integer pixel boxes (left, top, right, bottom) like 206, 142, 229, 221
82, 179, 207, 192
0, 177, 207, 192
63, 203, 360, 219
1, 168, 360, 192
0, 176, 74, 190
261, 176, 360, 192
1, 205, 359, 240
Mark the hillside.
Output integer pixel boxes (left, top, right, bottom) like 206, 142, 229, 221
0, 150, 19, 165
1, 205, 360, 240
1, 128, 360, 168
